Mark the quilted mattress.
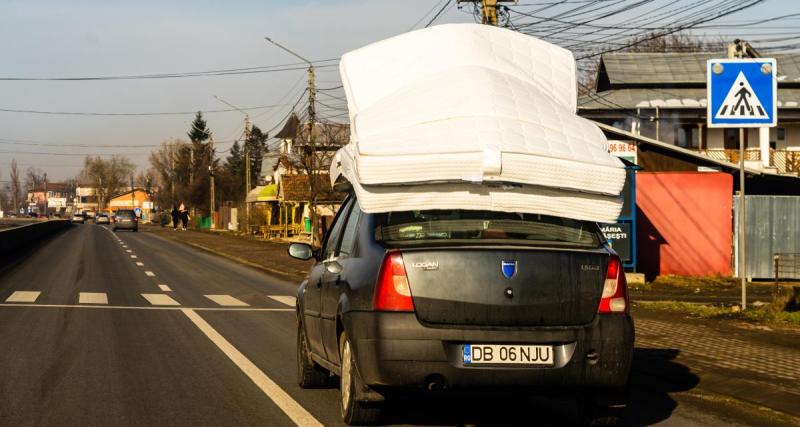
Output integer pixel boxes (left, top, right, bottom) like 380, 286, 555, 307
332, 24, 626, 223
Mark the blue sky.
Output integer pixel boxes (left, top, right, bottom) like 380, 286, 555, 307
0, 0, 795, 180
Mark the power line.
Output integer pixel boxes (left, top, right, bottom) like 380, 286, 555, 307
426, 0, 454, 28
0, 102, 297, 117
409, 0, 449, 31
0, 60, 339, 82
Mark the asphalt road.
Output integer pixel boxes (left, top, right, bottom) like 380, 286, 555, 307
0, 223, 793, 426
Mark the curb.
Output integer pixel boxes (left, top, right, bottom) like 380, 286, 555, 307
147, 230, 307, 281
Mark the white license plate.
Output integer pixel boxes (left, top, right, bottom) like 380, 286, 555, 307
463, 344, 553, 366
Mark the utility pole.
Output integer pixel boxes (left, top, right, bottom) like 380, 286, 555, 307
131, 176, 135, 216
264, 37, 318, 243
43, 173, 48, 218
213, 95, 253, 231
457, 0, 514, 25
208, 164, 216, 230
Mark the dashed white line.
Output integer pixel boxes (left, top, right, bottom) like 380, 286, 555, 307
205, 295, 250, 307
136, 262, 144, 267
131, 255, 137, 259
141, 293, 180, 306
181, 308, 322, 427
145, 271, 155, 277
79, 292, 108, 305
5, 291, 41, 303
158, 284, 172, 292
126, 250, 132, 253
268, 295, 296, 307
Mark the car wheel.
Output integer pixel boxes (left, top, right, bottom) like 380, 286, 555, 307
297, 322, 329, 388
133, 228, 138, 232
577, 389, 627, 426
113, 228, 117, 232
339, 332, 381, 425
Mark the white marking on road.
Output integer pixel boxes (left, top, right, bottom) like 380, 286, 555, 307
141, 293, 180, 306
131, 255, 137, 259
126, 250, 132, 253
136, 262, 144, 266
181, 308, 322, 427
5, 291, 41, 303
158, 284, 172, 292
268, 295, 296, 307
79, 292, 108, 305
145, 271, 155, 277
0, 303, 292, 312
205, 295, 250, 307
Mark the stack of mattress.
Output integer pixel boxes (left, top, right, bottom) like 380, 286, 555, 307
330, 24, 626, 223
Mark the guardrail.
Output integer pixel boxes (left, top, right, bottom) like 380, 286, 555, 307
0, 220, 72, 258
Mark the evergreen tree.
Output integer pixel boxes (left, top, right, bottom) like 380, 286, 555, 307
245, 125, 269, 185
225, 140, 244, 177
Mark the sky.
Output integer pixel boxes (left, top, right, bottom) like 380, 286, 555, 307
0, 0, 795, 181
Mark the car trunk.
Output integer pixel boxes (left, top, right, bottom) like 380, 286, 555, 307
401, 248, 608, 327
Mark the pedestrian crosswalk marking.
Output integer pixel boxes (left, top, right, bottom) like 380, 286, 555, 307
715, 71, 768, 119
6, 291, 41, 303
79, 292, 108, 305
158, 284, 172, 292
141, 293, 180, 306
205, 295, 250, 307
136, 262, 144, 266
268, 295, 296, 307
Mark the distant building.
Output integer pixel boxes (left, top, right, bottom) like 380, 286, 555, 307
26, 183, 74, 215
108, 188, 153, 221
578, 51, 800, 176
75, 184, 99, 213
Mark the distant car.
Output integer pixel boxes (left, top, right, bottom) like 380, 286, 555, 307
29, 212, 40, 218
290, 196, 634, 425
71, 214, 85, 224
96, 213, 110, 225
113, 209, 138, 232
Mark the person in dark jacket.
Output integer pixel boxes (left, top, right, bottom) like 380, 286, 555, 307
179, 203, 189, 231
171, 206, 179, 230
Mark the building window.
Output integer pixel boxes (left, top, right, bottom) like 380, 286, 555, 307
675, 125, 699, 149
724, 128, 749, 149
777, 127, 786, 141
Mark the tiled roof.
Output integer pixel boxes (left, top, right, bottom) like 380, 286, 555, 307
599, 52, 800, 87
280, 174, 345, 203
578, 88, 800, 110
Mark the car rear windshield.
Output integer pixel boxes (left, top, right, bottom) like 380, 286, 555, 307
374, 210, 601, 248
116, 210, 134, 217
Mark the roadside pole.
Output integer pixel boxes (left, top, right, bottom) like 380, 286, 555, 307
739, 127, 746, 310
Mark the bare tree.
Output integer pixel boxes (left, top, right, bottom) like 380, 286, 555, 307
79, 156, 136, 209
149, 138, 191, 209
25, 166, 45, 191
9, 159, 21, 212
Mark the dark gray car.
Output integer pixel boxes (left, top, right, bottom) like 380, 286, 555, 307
290, 195, 634, 426
113, 209, 138, 232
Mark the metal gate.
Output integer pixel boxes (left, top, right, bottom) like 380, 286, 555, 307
734, 195, 800, 279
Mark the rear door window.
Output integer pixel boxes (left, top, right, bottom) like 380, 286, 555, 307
375, 210, 601, 248
338, 201, 362, 257
322, 199, 352, 260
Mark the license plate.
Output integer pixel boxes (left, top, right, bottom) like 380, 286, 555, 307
463, 344, 553, 366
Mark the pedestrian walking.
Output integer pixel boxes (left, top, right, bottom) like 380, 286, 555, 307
179, 203, 189, 231
171, 205, 179, 230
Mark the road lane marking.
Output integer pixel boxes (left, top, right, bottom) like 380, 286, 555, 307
0, 303, 292, 312
145, 271, 156, 277
141, 294, 180, 306
131, 255, 137, 259
126, 250, 132, 253
268, 295, 296, 307
205, 295, 250, 307
158, 284, 172, 292
181, 308, 322, 427
136, 262, 144, 266
79, 292, 108, 305
5, 291, 41, 303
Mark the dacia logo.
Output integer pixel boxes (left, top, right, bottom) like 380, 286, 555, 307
412, 261, 439, 271
581, 264, 600, 271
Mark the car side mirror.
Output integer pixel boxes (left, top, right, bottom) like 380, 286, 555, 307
288, 243, 315, 261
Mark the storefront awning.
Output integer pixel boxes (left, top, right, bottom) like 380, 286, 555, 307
246, 184, 278, 203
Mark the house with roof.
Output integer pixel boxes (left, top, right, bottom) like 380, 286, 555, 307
26, 182, 74, 216
579, 52, 800, 175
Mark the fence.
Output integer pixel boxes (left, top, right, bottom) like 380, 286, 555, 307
775, 253, 800, 280
699, 148, 800, 174
734, 195, 800, 279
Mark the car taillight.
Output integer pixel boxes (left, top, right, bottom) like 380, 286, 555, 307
598, 254, 628, 314
373, 252, 414, 312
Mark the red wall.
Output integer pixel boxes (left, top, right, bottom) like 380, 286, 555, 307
636, 172, 732, 278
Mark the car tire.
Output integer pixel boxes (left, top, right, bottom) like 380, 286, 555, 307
339, 332, 381, 426
576, 389, 627, 427
133, 228, 138, 232
297, 322, 330, 388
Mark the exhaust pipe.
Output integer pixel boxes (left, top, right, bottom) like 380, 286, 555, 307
425, 374, 445, 392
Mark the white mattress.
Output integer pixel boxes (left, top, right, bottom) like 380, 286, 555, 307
332, 24, 626, 223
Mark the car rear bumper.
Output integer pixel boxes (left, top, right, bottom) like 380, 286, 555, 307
114, 222, 137, 229
344, 312, 634, 390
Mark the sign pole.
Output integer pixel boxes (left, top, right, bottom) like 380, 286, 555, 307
739, 127, 746, 310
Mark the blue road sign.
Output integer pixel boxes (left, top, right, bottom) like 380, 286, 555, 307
707, 58, 777, 128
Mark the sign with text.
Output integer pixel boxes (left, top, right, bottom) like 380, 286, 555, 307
601, 222, 632, 264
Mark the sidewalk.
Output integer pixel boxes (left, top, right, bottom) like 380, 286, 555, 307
143, 225, 312, 281
146, 225, 800, 422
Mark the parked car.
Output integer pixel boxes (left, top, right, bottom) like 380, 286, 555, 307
290, 196, 634, 425
71, 213, 85, 224
112, 209, 138, 232
96, 213, 110, 225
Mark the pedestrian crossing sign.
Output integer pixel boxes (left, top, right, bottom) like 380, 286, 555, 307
707, 58, 777, 128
